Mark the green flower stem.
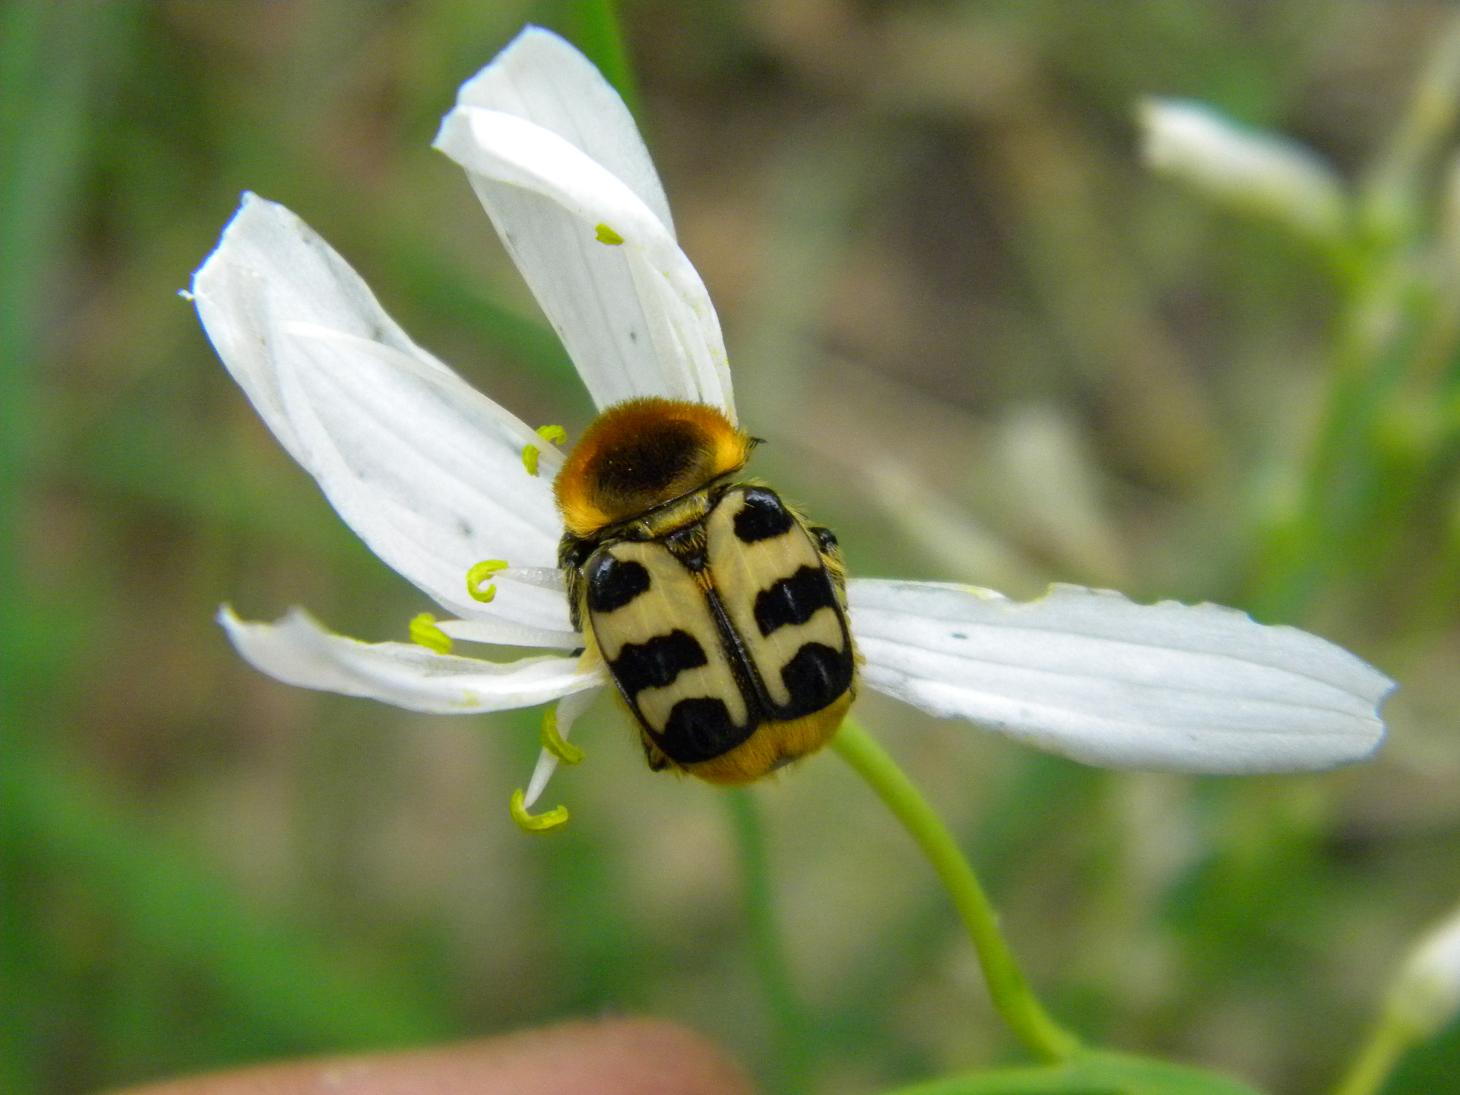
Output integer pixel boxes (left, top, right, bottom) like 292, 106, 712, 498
1363, 7, 1460, 237
567, 0, 640, 119
1331, 1010, 1417, 1095
831, 719, 1080, 1063
1253, 8, 1460, 620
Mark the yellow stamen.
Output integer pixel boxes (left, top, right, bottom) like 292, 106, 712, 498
594, 223, 624, 245
466, 559, 508, 603
540, 705, 585, 765
408, 613, 453, 654
523, 424, 566, 477
510, 788, 569, 833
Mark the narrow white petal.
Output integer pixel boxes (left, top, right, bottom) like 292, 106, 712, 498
271, 324, 566, 624
192, 195, 567, 629
489, 566, 567, 592
220, 605, 601, 714
435, 95, 733, 417
457, 26, 674, 231
523, 686, 599, 809
438, 614, 581, 651
192, 191, 427, 466
848, 579, 1393, 773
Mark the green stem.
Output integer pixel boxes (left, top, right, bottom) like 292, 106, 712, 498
831, 719, 1080, 1063
724, 788, 815, 1094
1362, 7, 1460, 240
1331, 1010, 1415, 1095
566, 0, 640, 118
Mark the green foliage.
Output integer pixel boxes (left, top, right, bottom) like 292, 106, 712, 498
888, 1051, 1264, 1095
3, 1, 1457, 1093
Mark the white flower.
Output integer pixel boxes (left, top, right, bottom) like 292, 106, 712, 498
193, 28, 1393, 827
1391, 903, 1460, 1038
1138, 97, 1348, 241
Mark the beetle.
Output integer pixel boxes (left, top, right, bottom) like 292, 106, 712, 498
554, 397, 856, 782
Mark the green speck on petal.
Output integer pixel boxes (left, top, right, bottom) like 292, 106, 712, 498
594, 223, 624, 245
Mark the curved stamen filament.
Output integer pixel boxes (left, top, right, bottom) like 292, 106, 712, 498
510, 787, 569, 833
541, 705, 585, 765
522, 424, 567, 478
466, 559, 508, 603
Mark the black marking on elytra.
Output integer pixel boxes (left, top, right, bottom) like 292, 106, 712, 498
778, 642, 854, 718
586, 552, 651, 613
732, 487, 795, 543
657, 696, 754, 763
591, 419, 704, 499
610, 630, 707, 699
753, 565, 838, 637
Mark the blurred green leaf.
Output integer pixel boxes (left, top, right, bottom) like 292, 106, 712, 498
3, 747, 454, 1089
5, 3, 1458, 1091
885, 1051, 1265, 1095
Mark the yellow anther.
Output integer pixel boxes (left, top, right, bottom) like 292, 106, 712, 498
408, 612, 453, 654
523, 425, 565, 477
466, 559, 508, 603
540, 706, 585, 765
594, 222, 624, 245
510, 788, 569, 833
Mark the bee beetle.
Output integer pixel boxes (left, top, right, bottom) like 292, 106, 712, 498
555, 397, 856, 784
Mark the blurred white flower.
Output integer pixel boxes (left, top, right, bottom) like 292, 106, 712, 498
1139, 97, 1348, 241
1392, 903, 1460, 1037
192, 28, 1393, 826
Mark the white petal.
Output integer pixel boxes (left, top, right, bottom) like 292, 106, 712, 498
193, 194, 568, 629
457, 26, 675, 231
848, 580, 1392, 773
437, 614, 581, 651
192, 191, 423, 467
220, 606, 601, 714
484, 566, 566, 592
523, 685, 599, 809
436, 49, 733, 417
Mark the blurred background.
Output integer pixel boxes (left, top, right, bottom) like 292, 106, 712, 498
3, 1, 1458, 1092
